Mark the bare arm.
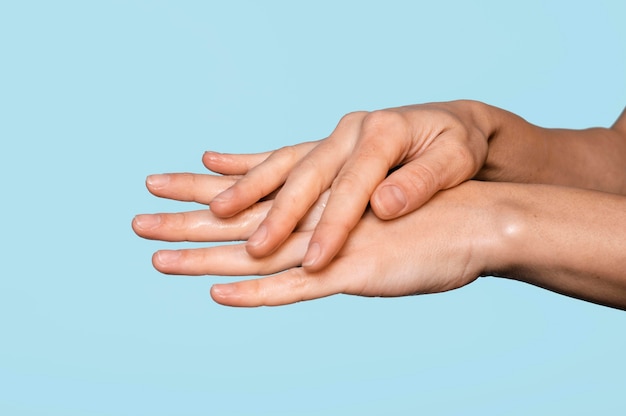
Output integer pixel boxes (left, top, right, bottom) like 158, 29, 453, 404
477, 104, 626, 194
486, 182, 626, 310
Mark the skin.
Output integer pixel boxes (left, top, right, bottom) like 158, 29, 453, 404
206, 101, 492, 271
204, 101, 626, 274
133, 175, 626, 309
132, 102, 626, 308
477, 104, 626, 193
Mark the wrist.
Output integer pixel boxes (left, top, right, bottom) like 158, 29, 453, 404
475, 105, 547, 184
443, 181, 521, 279
447, 99, 498, 140
467, 181, 529, 278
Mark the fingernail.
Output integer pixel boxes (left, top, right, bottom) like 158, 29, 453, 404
133, 214, 161, 230
211, 284, 235, 297
204, 151, 221, 161
302, 242, 321, 267
211, 188, 234, 205
146, 174, 170, 189
247, 225, 267, 247
376, 185, 407, 217
155, 250, 181, 265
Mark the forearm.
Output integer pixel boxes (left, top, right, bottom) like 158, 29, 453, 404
484, 182, 626, 310
475, 103, 626, 194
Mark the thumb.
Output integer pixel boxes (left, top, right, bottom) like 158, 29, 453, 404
370, 141, 479, 219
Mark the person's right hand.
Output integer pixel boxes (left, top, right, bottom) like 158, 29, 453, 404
204, 100, 494, 272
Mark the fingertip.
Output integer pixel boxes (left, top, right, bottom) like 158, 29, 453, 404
210, 283, 238, 305
244, 220, 289, 259
302, 242, 321, 268
211, 283, 259, 307
202, 150, 221, 166
244, 238, 275, 259
145, 174, 170, 191
152, 250, 182, 273
209, 188, 239, 217
211, 187, 234, 203
245, 224, 269, 256
301, 217, 355, 272
203, 151, 236, 175
131, 215, 142, 234
301, 241, 334, 272
371, 184, 408, 219
132, 214, 162, 232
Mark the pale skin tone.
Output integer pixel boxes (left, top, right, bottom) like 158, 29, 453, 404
133, 175, 626, 309
203, 101, 626, 271
133, 101, 626, 309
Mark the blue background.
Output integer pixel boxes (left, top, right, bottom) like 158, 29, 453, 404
1, 1, 625, 414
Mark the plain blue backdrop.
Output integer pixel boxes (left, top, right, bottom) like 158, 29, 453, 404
1, 1, 625, 415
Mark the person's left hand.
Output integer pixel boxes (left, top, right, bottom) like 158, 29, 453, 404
133, 173, 500, 307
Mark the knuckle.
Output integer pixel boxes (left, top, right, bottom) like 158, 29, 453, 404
236, 176, 269, 201
331, 217, 355, 236
293, 158, 327, 195
406, 164, 441, 198
268, 201, 305, 228
274, 144, 301, 166
242, 279, 262, 299
167, 212, 186, 230
287, 271, 309, 292
452, 141, 475, 166
295, 154, 322, 174
286, 270, 322, 304
330, 169, 365, 194
316, 207, 358, 239
362, 110, 405, 133
337, 111, 368, 128
447, 140, 480, 179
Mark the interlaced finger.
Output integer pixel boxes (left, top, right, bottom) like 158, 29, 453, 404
210, 262, 348, 307
244, 114, 366, 257
133, 201, 272, 242
146, 173, 239, 204
208, 141, 320, 218
152, 230, 311, 276
301, 111, 411, 270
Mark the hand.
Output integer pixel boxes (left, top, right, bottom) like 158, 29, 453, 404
133, 174, 500, 307
204, 100, 492, 272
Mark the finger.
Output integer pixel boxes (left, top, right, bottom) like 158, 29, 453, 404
152, 230, 311, 276
202, 150, 272, 175
135, 182, 331, 244
145, 173, 239, 204
132, 201, 272, 242
370, 135, 486, 219
209, 141, 320, 218
244, 114, 366, 258
300, 111, 410, 271
210, 264, 347, 307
